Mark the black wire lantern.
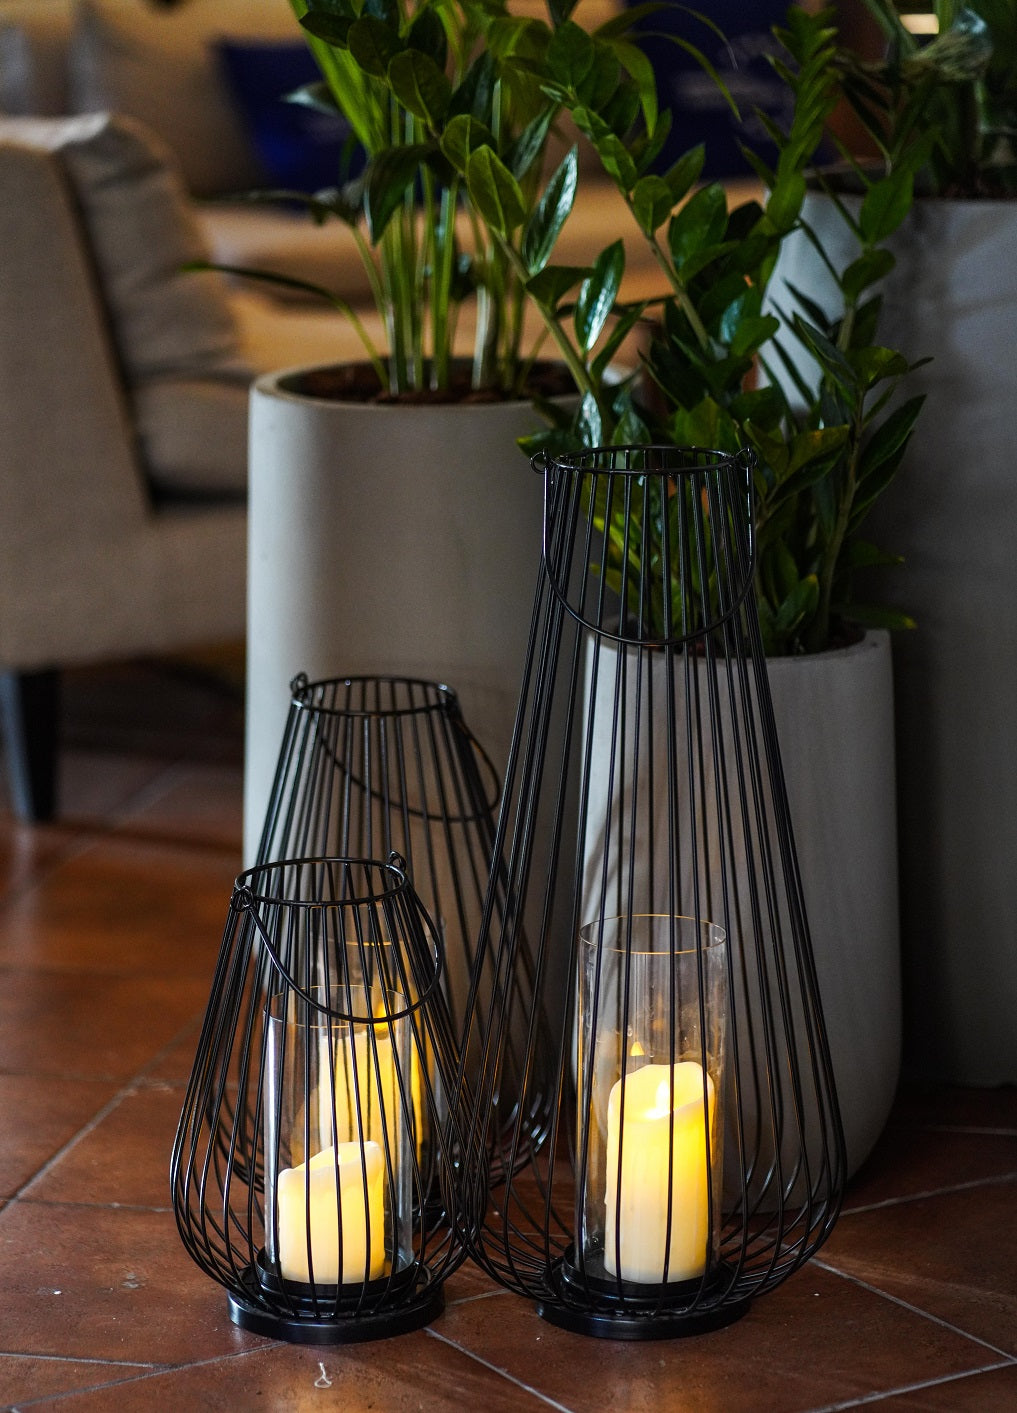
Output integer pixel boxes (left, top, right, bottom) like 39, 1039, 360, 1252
251, 674, 548, 1165
171, 854, 465, 1343
456, 445, 847, 1339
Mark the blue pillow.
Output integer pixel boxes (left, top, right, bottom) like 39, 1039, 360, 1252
216, 38, 362, 192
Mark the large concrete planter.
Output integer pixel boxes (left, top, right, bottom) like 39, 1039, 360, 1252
772, 194, 1017, 1084
768, 631, 900, 1173
244, 363, 556, 860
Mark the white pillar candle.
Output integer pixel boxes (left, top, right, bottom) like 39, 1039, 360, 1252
604, 1060, 713, 1284
321, 1025, 422, 1156
276, 1141, 385, 1285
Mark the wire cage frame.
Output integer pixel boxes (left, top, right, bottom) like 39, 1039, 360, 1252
171, 854, 467, 1344
252, 673, 550, 1166
455, 445, 847, 1339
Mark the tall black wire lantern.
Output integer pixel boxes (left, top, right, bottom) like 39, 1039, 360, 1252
171, 855, 466, 1343
457, 445, 847, 1339
252, 674, 548, 1163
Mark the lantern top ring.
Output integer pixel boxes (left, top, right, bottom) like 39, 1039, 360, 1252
288, 673, 460, 716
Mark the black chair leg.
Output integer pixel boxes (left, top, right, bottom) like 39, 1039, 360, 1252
0, 669, 60, 821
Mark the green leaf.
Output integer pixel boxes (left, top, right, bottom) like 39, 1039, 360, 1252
787, 425, 849, 474
859, 169, 914, 243
522, 148, 578, 275
662, 144, 705, 205
575, 239, 625, 353
730, 314, 780, 359
300, 12, 354, 46
525, 264, 592, 312
850, 345, 910, 388
440, 114, 497, 175
406, 7, 446, 66
570, 106, 638, 190
300, 0, 355, 46
774, 573, 819, 636
448, 50, 495, 124
506, 107, 555, 181
575, 390, 603, 449
793, 316, 858, 392
549, 0, 579, 24
547, 21, 596, 90
348, 14, 402, 78
591, 301, 647, 380
364, 145, 428, 241
668, 183, 728, 264
387, 49, 451, 126
466, 147, 527, 236
613, 399, 651, 446
840, 247, 896, 303
611, 37, 657, 132
631, 174, 674, 236
764, 171, 806, 234
858, 394, 925, 480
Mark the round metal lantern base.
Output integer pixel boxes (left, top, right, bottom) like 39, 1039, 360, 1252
227, 1261, 444, 1345
535, 1294, 749, 1341
534, 1253, 751, 1341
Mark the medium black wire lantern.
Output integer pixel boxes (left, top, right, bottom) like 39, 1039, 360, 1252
252, 674, 549, 1164
456, 445, 847, 1339
171, 854, 466, 1343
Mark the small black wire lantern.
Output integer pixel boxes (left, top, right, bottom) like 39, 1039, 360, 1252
252, 674, 548, 1164
171, 854, 465, 1343
456, 445, 847, 1339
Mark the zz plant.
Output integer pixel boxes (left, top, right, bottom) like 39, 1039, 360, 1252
524, 4, 928, 655
281, 0, 672, 397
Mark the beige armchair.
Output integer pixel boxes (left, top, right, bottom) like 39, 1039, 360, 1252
0, 112, 353, 820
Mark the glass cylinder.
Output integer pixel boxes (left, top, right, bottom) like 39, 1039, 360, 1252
263, 981, 414, 1289
577, 916, 726, 1289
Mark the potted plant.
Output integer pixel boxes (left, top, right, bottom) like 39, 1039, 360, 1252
241, 0, 671, 856
798, 1, 1017, 1087
515, 4, 927, 1171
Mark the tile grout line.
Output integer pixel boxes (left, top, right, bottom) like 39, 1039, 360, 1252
424, 1327, 577, 1413
0, 1352, 161, 1370
805, 1358, 1017, 1411
7, 1089, 134, 1205
6, 1013, 201, 1207
7, 1343, 277, 1410
842, 1169, 1017, 1216
814, 1258, 1017, 1361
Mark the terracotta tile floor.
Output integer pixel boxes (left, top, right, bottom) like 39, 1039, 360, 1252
0, 657, 1015, 1411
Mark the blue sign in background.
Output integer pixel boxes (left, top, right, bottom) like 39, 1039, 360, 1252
626, 1, 795, 179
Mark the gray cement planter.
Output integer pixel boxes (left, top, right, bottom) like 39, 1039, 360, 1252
244, 363, 553, 861
772, 194, 1017, 1084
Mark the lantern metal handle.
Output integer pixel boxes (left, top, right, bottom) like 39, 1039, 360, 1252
234, 853, 446, 1023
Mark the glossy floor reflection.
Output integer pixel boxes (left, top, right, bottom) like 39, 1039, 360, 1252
0, 658, 1014, 1411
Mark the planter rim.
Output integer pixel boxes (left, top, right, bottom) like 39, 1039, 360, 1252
252, 359, 576, 411
766, 628, 889, 673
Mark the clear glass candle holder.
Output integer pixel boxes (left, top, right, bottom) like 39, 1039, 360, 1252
576, 915, 728, 1291
264, 980, 415, 1290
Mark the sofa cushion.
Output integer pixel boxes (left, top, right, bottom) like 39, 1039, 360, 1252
215, 36, 357, 193
68, 0, 296, 197
0, 0, 72, 114
0, 112, 254, 495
